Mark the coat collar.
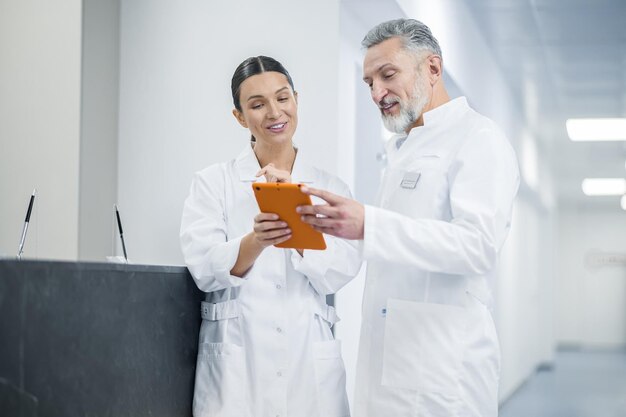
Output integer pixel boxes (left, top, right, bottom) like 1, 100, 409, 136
234, 142, 316, 184
386, 96, 470, 161
421, 96, 469, 127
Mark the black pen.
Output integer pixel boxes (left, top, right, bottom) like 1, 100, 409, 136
114, 204, 128, 263
17, 189, 36, 260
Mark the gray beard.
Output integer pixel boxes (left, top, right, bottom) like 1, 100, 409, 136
382, 106, 417, 134
382, 78, 430, 134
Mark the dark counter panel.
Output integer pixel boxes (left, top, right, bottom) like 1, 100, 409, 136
0, 260, 204, 417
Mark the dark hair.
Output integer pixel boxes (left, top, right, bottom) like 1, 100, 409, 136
231, 56, 295, 112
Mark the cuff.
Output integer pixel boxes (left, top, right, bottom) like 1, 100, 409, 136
212, 236, 248, 287
289, 246, 331, 278
362, 204, 379, 261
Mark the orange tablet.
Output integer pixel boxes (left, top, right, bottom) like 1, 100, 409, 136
252, 182, 327, 250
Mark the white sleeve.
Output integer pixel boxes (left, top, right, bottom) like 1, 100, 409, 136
180, 170, 247, 292
362, 127, 520, 275
289, 177, 363, 295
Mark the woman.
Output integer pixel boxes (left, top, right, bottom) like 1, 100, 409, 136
180, 56, 360, 417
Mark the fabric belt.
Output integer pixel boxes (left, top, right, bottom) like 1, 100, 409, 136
200, 300, 240, 321
201, 300, 339, 324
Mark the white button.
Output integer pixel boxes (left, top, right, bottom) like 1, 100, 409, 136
276, 284, 282, 289
277, 371, 282, 377
276, 327, 282, 333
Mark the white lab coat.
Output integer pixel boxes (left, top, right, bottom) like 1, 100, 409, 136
180, 144, 360, 417
354, 97, 520, 417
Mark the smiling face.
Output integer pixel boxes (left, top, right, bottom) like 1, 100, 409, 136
233, 71, 298, 147
363, 37, 432, 133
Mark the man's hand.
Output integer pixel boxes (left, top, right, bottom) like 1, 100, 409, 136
297, 186, 364, 240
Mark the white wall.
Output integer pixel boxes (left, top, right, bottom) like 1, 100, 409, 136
496, 192, 556, 399
117, 0, 342, 265
557, 206, 626, 348
0, 0, 82, 260
79, 0, 120, 261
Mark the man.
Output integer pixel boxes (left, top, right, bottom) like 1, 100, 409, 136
297, 19, 520, 416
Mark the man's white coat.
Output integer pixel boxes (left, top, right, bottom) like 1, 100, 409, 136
354, 97, 520, 417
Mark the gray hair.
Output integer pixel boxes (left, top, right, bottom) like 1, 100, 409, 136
362, 18, 442, 59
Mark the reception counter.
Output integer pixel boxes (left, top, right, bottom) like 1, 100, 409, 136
0, 259, 204, 417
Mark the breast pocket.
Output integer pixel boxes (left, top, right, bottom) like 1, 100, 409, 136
193, 300, 249, 417
384, 158, 448, 218
381, 299, 467, 398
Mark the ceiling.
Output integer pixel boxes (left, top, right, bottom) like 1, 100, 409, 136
466, 0, 626, 207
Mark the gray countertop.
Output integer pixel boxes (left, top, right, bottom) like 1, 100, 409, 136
0, 258, 189, 274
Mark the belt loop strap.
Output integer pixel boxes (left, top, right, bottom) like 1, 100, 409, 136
200, 300, 239, 321
325, 305, 340, 325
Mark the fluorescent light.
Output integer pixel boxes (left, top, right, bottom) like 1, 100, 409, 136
581, 178, 626, 196
622, 195, 626, 210
566, 118, 626, 141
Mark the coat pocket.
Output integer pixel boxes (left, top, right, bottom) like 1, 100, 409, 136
381, 299, 467, 397
312, 339, 350, 417
193, 342, 248, 417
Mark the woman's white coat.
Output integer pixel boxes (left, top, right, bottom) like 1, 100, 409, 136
181, 144, 361, 417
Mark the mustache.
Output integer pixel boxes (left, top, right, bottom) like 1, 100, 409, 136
378, 97, 400, 109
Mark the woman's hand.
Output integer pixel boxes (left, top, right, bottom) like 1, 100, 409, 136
231, 212, 292, 277
251, 213, 292, 248
256, 163, 291, 183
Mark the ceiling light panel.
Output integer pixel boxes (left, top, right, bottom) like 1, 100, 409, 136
581, 178, 626, 196
567, 118, 626, 141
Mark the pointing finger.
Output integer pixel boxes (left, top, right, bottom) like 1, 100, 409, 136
299, 186, 343, 206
